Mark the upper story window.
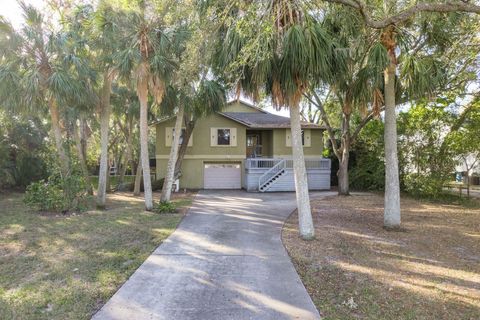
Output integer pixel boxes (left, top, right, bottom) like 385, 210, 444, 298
217, 129, 231, 145
166, 127, 192, 147
210, 127, 237, 147
286, 129, 311, 147
173, 128, 186, 145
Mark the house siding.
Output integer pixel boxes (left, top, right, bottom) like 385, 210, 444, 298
156, 113, 247, 157
156, 110, 247, 189
156, 158, 245, 189
154, 102, 326, 190
225, 101, 264, 113
272, 129, 324, 157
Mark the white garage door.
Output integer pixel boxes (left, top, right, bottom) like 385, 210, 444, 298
204, 163, 241, 189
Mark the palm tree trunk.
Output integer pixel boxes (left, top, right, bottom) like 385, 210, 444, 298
73, 120, 93, 195
161, 104, 185, 202
338, 111, 351, 195
338, 153, 349, 195
134, 161, 142, 196
137, 73, 153, 210
174, 118, 195, 179
49, 99, 69, 178
96, 72, 113, 209
289, 103, 315, 240
119, 117, 134, 185
106, 156, 111, 193
383, 28, 401, 228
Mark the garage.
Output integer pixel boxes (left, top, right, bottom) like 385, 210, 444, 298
204, 163, 241, 189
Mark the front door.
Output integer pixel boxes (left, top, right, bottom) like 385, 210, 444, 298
246, 134, 262, 158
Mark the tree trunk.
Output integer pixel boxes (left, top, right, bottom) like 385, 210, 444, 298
466, 172, 470, 198
161, 104, 185, 201
338, 153, 350, 195
73, 120, 93, 195
174, 117, 195, 179
96, 72, 113, 209
106, 156, 111, 193
118, 118, 133, 185
79, 116, 91, 189
134, 161, 142, 196
382, 27, 401, 228
49, 99, 69, 178
338, 110, 351, 195
137, 71, 153, 210
290, 103, 315, 240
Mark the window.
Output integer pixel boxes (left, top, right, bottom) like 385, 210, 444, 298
217, 129, 231, 145
172, 128, 186, 145
286, 129, 311, 147
166, 127, 192, 147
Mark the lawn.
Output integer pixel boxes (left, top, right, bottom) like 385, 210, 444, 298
283, 193, 480, 320
0, 191, 195, 319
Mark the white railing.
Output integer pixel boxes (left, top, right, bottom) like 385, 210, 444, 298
258, 159, 286, 190
245, 158, 281, 169
246, 158, 331, 170
285, 158, 331, 170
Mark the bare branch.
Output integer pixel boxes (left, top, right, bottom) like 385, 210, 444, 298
350, 105, 385, 144
303, 91, 341, 159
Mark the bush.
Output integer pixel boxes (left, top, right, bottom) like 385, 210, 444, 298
403, 173, 449, 199
350, 164, 385, 191
154, 201, 177, 214
349, 120, 385, 191
24, 174, 90, 213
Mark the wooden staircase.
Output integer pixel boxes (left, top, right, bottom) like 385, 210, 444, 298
258, 159, 286, 192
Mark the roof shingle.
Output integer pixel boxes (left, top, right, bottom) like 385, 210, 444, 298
219, 112, 324, 129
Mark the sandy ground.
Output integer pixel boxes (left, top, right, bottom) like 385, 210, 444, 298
283, 193, 480, 320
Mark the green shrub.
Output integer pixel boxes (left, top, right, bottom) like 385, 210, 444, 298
24, 174, 90, 213
154, 201, 177, 214
403, 173, 448, 199
349, 120, 385, 191
350, 156, 385, 191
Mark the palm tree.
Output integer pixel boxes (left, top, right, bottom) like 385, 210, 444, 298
112, 2, 179, 210
161, 79, 226, 202
81, 3, 123, 209
0, 3, 91, 180
213, 0, 336, 239
305, 8, 388, 196
320, 0, 480, 229
111, 85, 139, 186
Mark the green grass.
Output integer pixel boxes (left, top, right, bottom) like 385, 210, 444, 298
0, 192, 188, 319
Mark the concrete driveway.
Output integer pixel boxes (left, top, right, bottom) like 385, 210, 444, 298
93, 190, 323, 320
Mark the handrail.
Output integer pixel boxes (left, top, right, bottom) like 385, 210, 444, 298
258, 159, 286, 190
245, 158, 279, 169
285, 158, 331, 170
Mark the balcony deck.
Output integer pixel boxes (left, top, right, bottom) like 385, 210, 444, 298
244, 158, 331, 192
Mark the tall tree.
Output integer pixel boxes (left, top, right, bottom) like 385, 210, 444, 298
213, 0, 336, 239
113, 1, 180, 210
316, 0, 480, 228
84, 3, 122, 209
160, 80, 226, 201
305, 7, 388, 195
160, 1, 226, 201
0, 2, 91, 180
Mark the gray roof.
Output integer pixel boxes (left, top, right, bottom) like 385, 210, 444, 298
220, 112, 324, 129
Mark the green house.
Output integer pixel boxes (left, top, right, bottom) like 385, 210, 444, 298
154, 100, 331, 191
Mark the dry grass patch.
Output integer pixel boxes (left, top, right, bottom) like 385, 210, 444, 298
282, 193, 480, 320
0, 191, 195, 319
